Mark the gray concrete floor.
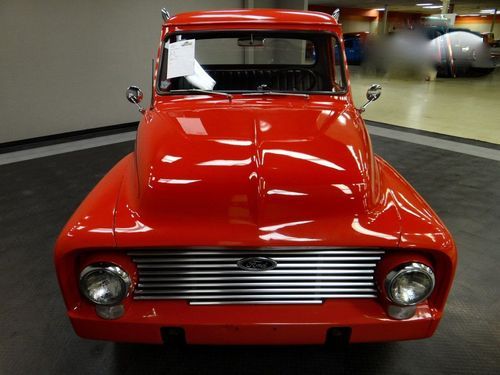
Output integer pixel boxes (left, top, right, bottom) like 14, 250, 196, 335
0, 126, 499, 374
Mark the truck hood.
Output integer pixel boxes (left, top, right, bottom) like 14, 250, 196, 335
115, 98, 401, 248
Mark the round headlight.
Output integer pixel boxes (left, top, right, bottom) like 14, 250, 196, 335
385, 262, 435, 306
79, 264, 131, 306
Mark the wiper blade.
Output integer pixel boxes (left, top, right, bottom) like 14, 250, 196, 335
170, 89, 233, 101
242, 91, 310, 99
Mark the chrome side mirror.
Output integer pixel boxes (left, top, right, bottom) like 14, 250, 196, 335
126, 86, 145, 114
332, 8, 340, 22
359, 84, 382, 113
161, 8, 170, 22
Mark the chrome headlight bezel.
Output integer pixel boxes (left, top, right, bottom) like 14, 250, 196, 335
79, 263, 131, 306
384, 262, 435, 306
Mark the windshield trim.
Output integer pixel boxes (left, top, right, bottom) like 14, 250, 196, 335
155, 29, 348, 97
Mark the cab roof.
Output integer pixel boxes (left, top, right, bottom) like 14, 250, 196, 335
167, 9, 338, 27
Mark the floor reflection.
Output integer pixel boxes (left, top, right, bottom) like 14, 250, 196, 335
112, 342, 397, 374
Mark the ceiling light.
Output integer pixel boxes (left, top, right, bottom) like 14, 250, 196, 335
422, 5, 443, 9
375, 8, 385, 11
416, 3, 433, 6
480, 9, 495, 14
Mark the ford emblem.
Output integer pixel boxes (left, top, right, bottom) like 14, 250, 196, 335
237, 257, 277, 271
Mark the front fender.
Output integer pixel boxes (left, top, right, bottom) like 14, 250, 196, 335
54, 153, 132, 309
376, 155, 457, 313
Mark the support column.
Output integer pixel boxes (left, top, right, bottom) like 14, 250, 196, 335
491, 9, 497, 33
382, 5, 389, 34
441, 0, 450, 14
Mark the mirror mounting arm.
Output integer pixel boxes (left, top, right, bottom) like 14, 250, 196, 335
358, 101, 372, 113
133, 102, 146, 115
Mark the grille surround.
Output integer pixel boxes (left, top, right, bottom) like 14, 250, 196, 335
128, 248, 384, 305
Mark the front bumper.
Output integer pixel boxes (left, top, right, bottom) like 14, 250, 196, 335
69, 299, 440, 345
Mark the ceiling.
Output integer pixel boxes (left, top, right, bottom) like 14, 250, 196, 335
310, 0, 500, 14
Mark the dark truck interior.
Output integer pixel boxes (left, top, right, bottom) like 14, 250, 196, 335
174, 65, 320, 91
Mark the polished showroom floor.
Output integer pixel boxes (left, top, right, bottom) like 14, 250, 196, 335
350, 67, 500, 144
0, 124, 499, 374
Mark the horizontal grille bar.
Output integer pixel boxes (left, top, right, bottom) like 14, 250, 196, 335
134, 294, 378, 300
137, 263, 377, 269
132, 256, 382, 262
138, 282, 374, 288
138, 269, 375, 275
139, 275, 374, 281
129, 248, 384, 304
190, 300, 324, 305
136, 287, 377, 294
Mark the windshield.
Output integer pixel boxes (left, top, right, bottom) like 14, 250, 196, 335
158, 31, 346, 94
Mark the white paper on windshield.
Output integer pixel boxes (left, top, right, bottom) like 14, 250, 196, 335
167, 39, 195, 79
186, 60, 216, 90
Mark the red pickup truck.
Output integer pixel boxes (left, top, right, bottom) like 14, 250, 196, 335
55, 8, 456, 346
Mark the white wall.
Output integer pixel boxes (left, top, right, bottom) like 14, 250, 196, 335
248, 0, 307, 9
454, 21, 500, 37
0, 0, 244, 143
341, 19, 372, 33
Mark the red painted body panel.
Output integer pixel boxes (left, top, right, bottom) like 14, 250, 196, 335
115, 97, 401, 249
70, 300, 437, 344
54, 9, 456, 345
166, 9, 338, 27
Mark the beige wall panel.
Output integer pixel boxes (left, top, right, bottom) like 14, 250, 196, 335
0, 0, 244, 142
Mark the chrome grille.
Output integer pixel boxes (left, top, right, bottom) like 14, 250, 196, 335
128, 248, 384, 305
